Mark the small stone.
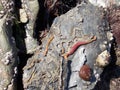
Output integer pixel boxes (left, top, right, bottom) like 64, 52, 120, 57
79, 64, 92, 81
19, 9, 28, 23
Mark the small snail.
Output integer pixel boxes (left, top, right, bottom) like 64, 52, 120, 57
79, 64, 92, 81
96, 50, 110, 67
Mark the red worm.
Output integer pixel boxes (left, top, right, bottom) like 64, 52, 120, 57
62, 36, 97, 60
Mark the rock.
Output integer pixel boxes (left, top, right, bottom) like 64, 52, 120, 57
23, 1, 112, 90
21, 0, 39, 53
0, 0, 18, 90
108, 5, 120, 66
110, 78, 120, 90
88, 0, 120, 7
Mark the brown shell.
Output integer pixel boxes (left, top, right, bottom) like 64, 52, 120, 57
79, 64, 91, 81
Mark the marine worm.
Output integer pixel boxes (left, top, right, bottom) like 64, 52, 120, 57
62, 36, 97, 60
44, 35, 54, 56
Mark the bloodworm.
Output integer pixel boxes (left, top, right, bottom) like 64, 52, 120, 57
62, 36, 97, 60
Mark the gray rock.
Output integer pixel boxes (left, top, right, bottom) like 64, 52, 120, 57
88, 0, 120, 7
21, 0, 39, 53
0, 0, 18, 90
23, 1, 112, 90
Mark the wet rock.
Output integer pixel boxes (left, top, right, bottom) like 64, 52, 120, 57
23, 1, 112, 90
0, 0, 18, 90
108, 6, 120, 66
20, 0, 39, 53
110, 78, 120, 90
88, 0, 120, 7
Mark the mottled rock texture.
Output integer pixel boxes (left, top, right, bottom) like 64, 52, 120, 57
0, 0, 18, 90
23, 1, 112, 90
15, 0, 39, 54
1, 0, 120, 90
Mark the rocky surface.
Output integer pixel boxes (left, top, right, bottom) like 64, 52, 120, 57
1, 0, 120, 90
89, 0, 120, 7
15, 0, 39, 54
23, 1, 113, 90
0, 0, 18, 90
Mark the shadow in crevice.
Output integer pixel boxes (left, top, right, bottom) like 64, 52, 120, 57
64, 60, 72, 90
93, 41, 120, 90
33, 0, 45, 40
13, 22, 34, 90
12, 23, 27, 53
93, 65, 120, 90
13, 22, 33, 89
17, 53, 33, 90
13, 0, 27, 53
34, 0, 78, 43
13, 0, 34, 90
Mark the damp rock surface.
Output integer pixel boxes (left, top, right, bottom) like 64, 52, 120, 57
0, 0, 18, 90
23, 1, 112, 90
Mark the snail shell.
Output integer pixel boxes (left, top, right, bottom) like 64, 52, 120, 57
79, 64, 91, 81
96, 50, 110, 67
